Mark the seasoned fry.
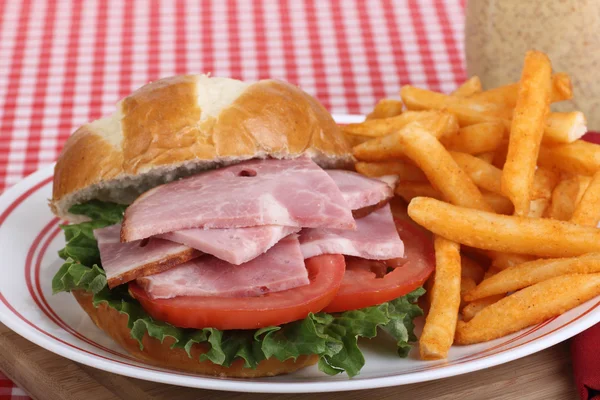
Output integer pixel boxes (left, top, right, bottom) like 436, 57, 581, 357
576, 175, 592, 204
547, 176, 580, 220
382, 123, 493, 212
550, 72, 575, 103
538, 140, 600, 176
533, 168, 561, 200
420, 236, 461, 360
462, 295, 504, 322
469, 72, 573, 108
344, 110, 457, 138
451, 152, 557, 200
355, 161, 427, 181
481, 190, 515, 215
501, 51, 552, 216
440, 122, 505, 154
528, 198, 550, 218
451, 152, 503, 194
491, 138, 509, 169
460, 277, 477, 309
395, 182, 442, 203
489, 252, 536, 270
344, 133, 372, 147
477, 152, 495, 164
407, 197, 600, 258
352, 118, 459, 162
544, 111, 587, 144
455, 274, 600, 345
400, 85, 512, 126
452, 76, 482, 97
571, 171, 600, 226
461, 256, 485, 283
366, 99, 404, 120
396, 182, 512, 215
465, 253, 600, 301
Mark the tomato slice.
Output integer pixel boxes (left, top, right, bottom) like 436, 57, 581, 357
129, 254, 345, 330
322, 218, 435, 313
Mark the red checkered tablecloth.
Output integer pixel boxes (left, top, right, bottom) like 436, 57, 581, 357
0, 0, 468, 398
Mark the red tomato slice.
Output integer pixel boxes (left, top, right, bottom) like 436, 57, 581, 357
129, 254, 345, 330
322, 218, 435, 313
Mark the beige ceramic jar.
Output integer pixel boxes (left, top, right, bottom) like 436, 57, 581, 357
465, 0, 600, 129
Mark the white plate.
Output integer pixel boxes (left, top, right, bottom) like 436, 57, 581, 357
0, 114, 598, 394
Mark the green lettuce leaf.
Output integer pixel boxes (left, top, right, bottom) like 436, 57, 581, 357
52, 201, 425, 377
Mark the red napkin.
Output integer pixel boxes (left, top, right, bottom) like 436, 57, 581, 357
571, 133, 600, 400
572, 323, 600, 400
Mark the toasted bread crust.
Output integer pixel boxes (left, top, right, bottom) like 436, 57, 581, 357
72, 290, 318, 377
52, 76, 352, 221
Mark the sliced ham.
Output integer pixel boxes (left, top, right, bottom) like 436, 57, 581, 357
299, 204, 404, 260
121, 157, 355, 242
94, 224, 201, 288
326, 170, 394, 210
157, 225, 300, 265
137, 235, 309, 299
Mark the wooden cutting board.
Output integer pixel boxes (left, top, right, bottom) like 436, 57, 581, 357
0, 322, 577, 400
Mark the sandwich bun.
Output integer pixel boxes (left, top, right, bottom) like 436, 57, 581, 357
51, 75, 353, 222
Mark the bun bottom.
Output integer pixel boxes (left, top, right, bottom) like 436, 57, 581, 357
72, 290, 319, 377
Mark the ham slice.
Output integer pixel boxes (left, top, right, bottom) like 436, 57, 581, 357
157, 225, 300, 265
94, 224, 201, 288
299, 204, 404, 260
121, 157, 355, 242
137, 235, 309, 299
326, 170, 394, 210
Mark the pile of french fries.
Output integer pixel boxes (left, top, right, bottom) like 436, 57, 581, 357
346, 50, 600, 360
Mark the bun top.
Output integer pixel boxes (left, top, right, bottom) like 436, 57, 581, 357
51, 75, 353, 221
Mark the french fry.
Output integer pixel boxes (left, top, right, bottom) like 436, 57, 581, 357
455, 274, 600, 345
538, 140, 600, 176
396, 182, 513, 215
528, 198, 550, 218
571, 171, 600, 226
400, 85, 511, 126
352, 117, 459, 162
355, 161, 427, 181
407, 197, 600, 258
460, 276, 477, 309
462, 295, 504, 322
451, 152, 557, 200
381, 123, 493, 212
469, 72, 573, 108
344, 110, 457, 138
491, 138, 509, 169
451, 152, 503, 194
344, 133, 372, 147
576, 175, 592, 204
420, 236, 461, 360
550, 72, 575, 102
465, 253, 600, 301
366, 99, 404, 120
546, 176, 580, 220
452, 76, 482, 97
477, 152, 495, 164
461, 256, 485, 283
489, 252, 536, 270
440, 122, 505, 154
533, 168, 561, 200
481, 190, 515, 215
544, 111, 587, 144
501, 51, 552, 216
395, 182, 442, 203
